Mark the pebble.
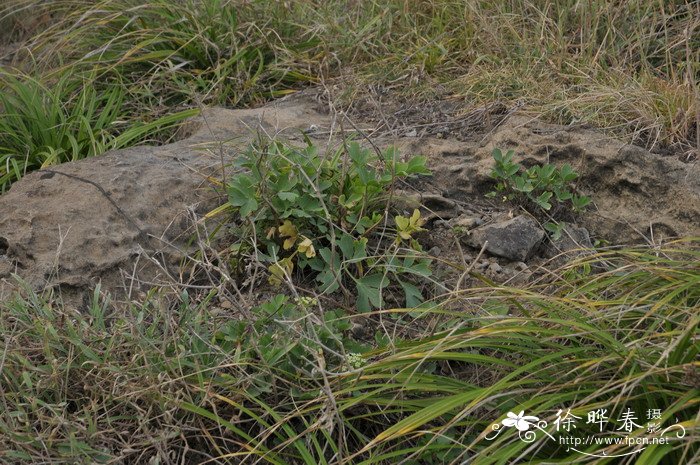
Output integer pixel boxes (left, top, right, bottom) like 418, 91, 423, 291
488, 262, 503, 274
455, 216, 480, 229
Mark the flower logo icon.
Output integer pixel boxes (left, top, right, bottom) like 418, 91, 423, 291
502, 411, 540, 431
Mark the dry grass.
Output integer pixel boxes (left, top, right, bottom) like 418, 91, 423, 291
2, 0, 698, 152
0, 242, 698, 463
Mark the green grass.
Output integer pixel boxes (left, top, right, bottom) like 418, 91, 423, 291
0, 70, 197, 191
1, 242, 697, 463
8, 0, 316, 108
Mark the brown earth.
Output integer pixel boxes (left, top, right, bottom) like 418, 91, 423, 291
0, 93, 698, 304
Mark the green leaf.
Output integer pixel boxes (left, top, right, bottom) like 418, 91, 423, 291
316, 268, 340, 294
572, 194, 591, 211
539, 164, 556, 180
277, 191, 299, 202
399, 280, 423, 307
544, 221, 564, 240
407, 156, 431, 175
395, 215, 409, 231
353, 237, 368, 260
534, 191, 553, 210
505, 163, 519, 176
355, 273, 388, 312
553, 187, 572, 202
492, 148, 503, 162
513, 175, 533, 192
409, 259, 433, 277
339, 233, 354, 260
559, 163, 578, 182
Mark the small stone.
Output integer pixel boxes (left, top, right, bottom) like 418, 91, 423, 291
544, 224, 594, 265
428, 246, 441, 256
515, 262, 529, 271
405, 129, 418, 137
465, 215, 545, 261
454, 216, 480, 229
549, 225, 592, 252
488, 262, 502, 274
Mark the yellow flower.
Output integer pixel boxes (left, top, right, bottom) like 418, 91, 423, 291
278, 220, 298, 250
395, 209, 426, 240
297, 236, 316, 258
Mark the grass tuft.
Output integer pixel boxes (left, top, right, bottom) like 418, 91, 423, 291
0, 70, 197, 191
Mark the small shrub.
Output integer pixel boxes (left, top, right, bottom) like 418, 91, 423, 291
226, 139, 432, 311
487, 148, 591, 238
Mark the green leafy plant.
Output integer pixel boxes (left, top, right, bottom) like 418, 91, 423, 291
213, 294, 366, 396
487, 148, 591, 238
226, 139, 432, 311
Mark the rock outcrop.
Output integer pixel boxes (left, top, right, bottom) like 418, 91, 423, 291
0, 96, 330, 303
406, 116, 700, 244
1, 94, 698, 303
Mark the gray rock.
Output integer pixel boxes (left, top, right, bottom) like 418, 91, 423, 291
0, 135, 231, 306
466, 215, 544, 261
427, 246, 442, 256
